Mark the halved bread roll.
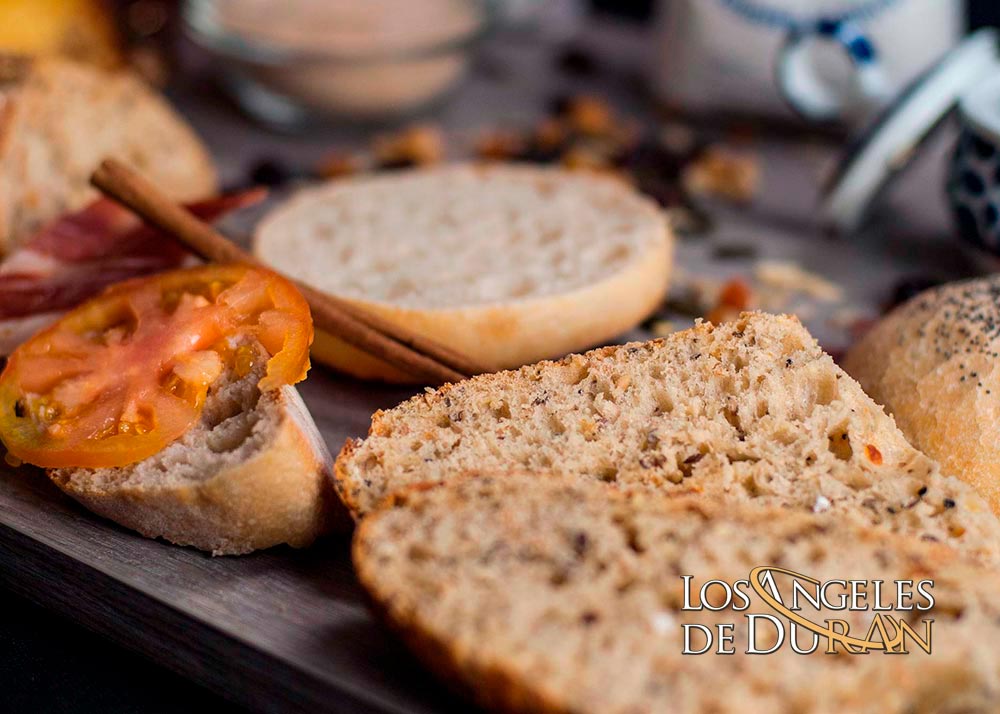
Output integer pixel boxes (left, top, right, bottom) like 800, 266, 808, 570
50, 354, 341, 555
253, 165, 672, 382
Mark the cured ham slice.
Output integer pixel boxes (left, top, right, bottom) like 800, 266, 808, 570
0, 189, 265, 355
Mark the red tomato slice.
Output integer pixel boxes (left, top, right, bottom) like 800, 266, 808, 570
0, 264, 313, 468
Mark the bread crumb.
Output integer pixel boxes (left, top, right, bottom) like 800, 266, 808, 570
755, 260, 843, 303
650, 320, 675, 337
683, 146, 759, 203
564, 95, 614, 137
812, 494, 831, 513
374, 124, 445, 167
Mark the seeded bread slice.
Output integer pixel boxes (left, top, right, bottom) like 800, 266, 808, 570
253, 165, 672, 382
355, 474, 1000, 714
844, 276, 1000, 515
0, 55, 217, 254
50, 355, 342, 555
337, 312, 1000, 563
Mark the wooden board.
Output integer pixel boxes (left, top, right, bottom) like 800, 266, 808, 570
0, 371, 471, 714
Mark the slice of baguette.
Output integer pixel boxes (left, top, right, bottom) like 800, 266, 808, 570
355, 473, 1000, 714
253, 164, 672, 382
49, 352, 341, 555
337, 312, 1000, 563
0, 55, 217, 254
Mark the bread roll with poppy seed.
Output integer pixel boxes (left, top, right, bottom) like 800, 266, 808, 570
253, 164, 672, 382
354, 474, 1000, 714
337, 312, 1000, 564
845, 276, 1000, 515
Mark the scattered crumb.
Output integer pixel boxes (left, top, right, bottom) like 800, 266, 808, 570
754, 260, 844, 303
475, 130, 526, 161
683, 146, 759, 203
534, 117, 568, 153
374, 124, 445, 167
560, 145, 612, 172
316, 151, 362, 179
649, 320, 675, 337
563, 95, 614, 137
706, 277, 753, 325
828, 306, 867, 330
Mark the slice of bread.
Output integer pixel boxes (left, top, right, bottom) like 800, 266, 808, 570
355, 474, 1000, 714
253, 164, 672, 382
0, 56, 217, 254
49, 351, 341, 555
844, 276, 1000, 515
337, 312, 1000, 563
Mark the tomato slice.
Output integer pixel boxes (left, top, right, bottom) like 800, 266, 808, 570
0, 264, 313, 469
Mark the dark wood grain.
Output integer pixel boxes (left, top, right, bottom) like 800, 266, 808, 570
0, 369, 471, 714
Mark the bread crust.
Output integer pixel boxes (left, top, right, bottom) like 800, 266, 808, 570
313, 235, 671, 382
353, 497, 570, 714
49, 386, 343, 555
844, 277, 1000, 515
0, 56, 217, 254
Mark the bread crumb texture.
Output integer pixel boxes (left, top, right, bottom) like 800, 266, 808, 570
338, 312, 1000, 563
355, 474, 1000, 714
254, 164, 667, 309
0, 57, 217, 251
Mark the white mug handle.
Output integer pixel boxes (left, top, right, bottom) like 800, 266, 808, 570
778, 19, 890, 121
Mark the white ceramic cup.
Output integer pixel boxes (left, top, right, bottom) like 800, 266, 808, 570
651, 0, 965, 124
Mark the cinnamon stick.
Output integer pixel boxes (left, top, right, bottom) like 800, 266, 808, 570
91, 158, 479, 385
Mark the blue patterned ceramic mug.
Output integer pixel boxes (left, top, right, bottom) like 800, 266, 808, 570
948, 76, 1000, 257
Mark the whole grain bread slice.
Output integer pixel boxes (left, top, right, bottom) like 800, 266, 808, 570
355, 473, 1000, 714
50, 351, 343, 555
337, 312, 1000, 563
0, 55, 217, 253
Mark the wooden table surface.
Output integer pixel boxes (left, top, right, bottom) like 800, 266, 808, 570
0, 14, 985, 714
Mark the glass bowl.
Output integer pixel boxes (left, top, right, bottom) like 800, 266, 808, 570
183, 0, 496, 127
